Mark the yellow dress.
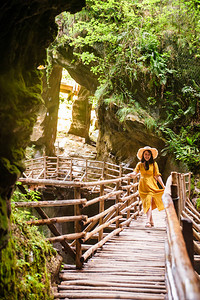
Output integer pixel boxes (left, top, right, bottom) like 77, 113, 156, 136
134, 162, 164, 214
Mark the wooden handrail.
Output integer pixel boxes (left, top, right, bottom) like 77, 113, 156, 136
19, 175, 132, 187
27, 215, 88, 226
17, 156, 200, 299
16, 160, 141, 269
14, 199, 87, 207
21, 156, 134, 183
163, 175, 200, 300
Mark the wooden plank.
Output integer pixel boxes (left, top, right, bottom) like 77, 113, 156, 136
57, 210, 167, 299
59, 280, 166, 288
54, 291, 165, 299
58, 284, 165, 293
81, 227, 123, 262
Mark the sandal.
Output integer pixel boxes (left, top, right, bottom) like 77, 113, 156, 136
145, 222, 152, 228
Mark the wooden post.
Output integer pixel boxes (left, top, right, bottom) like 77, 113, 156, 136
181, 174, 186, 212
85, 159, 88, 182
31, 158, 34, 178
171, 172, 180, 221
70, 158, 73, 181
133, 177, 137, 219
115, 181, 120, 230
57, 141, 59, 156
119, 164, 123, 178
74, 187, 83, 269
44, 156, 47, 179
126, 178, 131, 223
98, 184, 104, 242
182, 218, 194, 267
177, 173, 183, 215
56, 156, 59, 179
102, 161, 105, 180
188, 172, 191, 200
135, 176, 141, 214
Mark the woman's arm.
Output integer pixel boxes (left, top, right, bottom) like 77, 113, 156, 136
155, 175, 165, 189
127, 171, 138, 178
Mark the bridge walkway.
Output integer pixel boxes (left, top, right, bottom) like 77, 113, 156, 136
55, 209, 167, 300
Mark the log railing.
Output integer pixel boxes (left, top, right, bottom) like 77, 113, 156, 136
170, 172, 200, 260
18, 157, 200, 298
16, 160, 141, 269
163, 172, 200, 300
22, 156, 133, 184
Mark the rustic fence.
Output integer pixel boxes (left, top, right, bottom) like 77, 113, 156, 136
16, 156, 141, 269
16, 157, 200, 298
22, 156, 132, 183
163, 172, 200, 300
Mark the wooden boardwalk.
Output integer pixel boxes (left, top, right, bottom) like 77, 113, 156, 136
19, 160, 200, 299
55, 209, 167, 299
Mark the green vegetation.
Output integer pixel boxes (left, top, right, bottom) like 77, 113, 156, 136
52, 0, 200, 173
0, 188, 56, 300
197, 197, 200, 211
161, 127, 200, 172
194, 177, 200, 211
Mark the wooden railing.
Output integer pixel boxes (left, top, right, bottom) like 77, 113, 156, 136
163, 172, 200, 300
22, 156, 133, 183
17, 157, 200, 298
16, 157, 141, 269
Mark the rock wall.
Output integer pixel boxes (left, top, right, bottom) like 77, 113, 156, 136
97, 103, 169, 178
68, 86, 92, 141
0, 0, 85, 249
53, 45, 99, 93
31, 64, 63, 156
52, 46, 185, 181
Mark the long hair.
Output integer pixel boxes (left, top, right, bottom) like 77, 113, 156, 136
141, 150, 154, 170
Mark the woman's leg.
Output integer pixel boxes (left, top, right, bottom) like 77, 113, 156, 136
150, 198, 154, 225
146, 198, 153, 227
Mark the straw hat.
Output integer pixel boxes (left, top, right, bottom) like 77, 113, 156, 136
137, 146, 158, 160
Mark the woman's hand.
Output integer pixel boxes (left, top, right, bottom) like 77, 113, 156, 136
127, 172, 137, 178
156, 175, 165, 189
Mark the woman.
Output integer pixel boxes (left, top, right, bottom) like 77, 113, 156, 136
128, 146, 165, 228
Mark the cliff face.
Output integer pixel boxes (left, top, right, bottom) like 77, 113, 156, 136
32, 64, 63, 156
97, 103, 166, 170
50, 45, 185, 179
68, 86, 93, 141
0, 0, 85, 249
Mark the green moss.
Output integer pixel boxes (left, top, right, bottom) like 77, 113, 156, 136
0, 202, 56, 300
197, 180, 200, 190
190, 176, 195, 192
0, 66, 43, 249
0, 158, 21, 177
197, 198, 200, 211
0, 195, 9, 245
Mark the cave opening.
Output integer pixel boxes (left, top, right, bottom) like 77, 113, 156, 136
56, 69, 98, 156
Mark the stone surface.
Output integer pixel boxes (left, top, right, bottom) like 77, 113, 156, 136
68, 86, 92, 141
96, 102, 168, 179
0, 0, 85, 249
37, 64, 62, 156
53, 45, 99, 93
